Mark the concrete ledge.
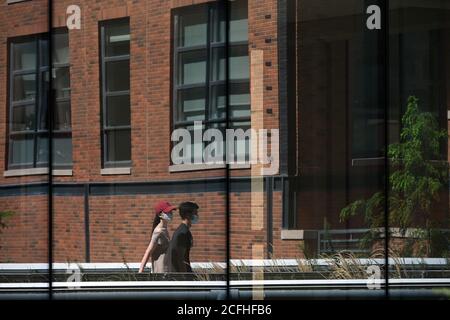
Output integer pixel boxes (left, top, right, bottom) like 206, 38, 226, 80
52, 169, 73, 176
281, 229, 318, 240
101, 167, 131, 175
4, 168, 48, 177
4, 168, 73, 177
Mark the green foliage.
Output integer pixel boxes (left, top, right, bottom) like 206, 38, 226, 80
0, 211, 14, 231
340, 96, 449, 254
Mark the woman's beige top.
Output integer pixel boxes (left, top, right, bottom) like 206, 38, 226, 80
150, 227, 170, 273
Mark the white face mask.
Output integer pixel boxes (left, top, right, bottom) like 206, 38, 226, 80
160, 212, 173, 222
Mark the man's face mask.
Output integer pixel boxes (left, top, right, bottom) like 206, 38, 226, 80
160, 212, 173, 221
191, 214, 199, 224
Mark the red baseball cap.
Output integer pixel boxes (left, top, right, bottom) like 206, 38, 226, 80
154, 200, 177, 215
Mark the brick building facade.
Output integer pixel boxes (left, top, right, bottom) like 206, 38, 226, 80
1, 0, 450, 265
0, 0, 303, 264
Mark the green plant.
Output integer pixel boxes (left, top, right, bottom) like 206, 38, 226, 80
340, 96, 449, 255
0, 211, 14, 231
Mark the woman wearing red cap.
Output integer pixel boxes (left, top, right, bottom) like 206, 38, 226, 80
138, 200, 177, 273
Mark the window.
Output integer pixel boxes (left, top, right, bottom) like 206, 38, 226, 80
100, 19, 131, 168
172, 1, 249, 164
52, 30, 72, 167
8, 35, 47, 168
8, 31, 71, 169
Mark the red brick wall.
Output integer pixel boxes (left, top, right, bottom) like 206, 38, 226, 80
0, 195, 48, 262
0, 0, 306, 264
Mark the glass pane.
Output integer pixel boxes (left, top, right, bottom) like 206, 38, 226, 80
11, 104, 35, 132
13, 74, 36, 101
212, 46, 249, 81
12, 40, 36, 71
53, 67, 70, 99
212, 0, 248, 43
388, 0, 450, 296
177, 7, 207, 47
212, 3, 226, 43
39, 71, 50, 130
229, 121, 250, 161
40, 38, 49, 67
52, 32, 69, 64
211, 48, 225, 81
230, 0, 248, 42
230, 46, 249, 80
177, 88, 206, 122
210, 83, 250, 120
297, 0, 386, 256
210, 85, 225, 119
230, 84, 250, 118
178, 50, 207, 85
106, 95, 131, 127
227, 0, 388, 299
36, 135, 49, 164
54, 101, 71, 130
53, 135, 72, 165
10, 136, 34, 165
106, 129, 131, 162
106, 60, 130, 92
105, 20, 130, 57
350, 37, 384, 158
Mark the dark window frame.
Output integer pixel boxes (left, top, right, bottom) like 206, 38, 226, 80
52, 28, 73, 169
99, 18, 132, 168
7, 30, 73, 170
8, 34, 49, 169
171, 2, 250, 163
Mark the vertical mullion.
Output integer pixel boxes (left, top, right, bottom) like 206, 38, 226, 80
223, 0, 231, 301
205, 5, 212, 128
101, 25, 107, 166
34, 37, 40, 168
173, 14, 179, 128
48, 0, 54, 300
381, 0, 390, 299
8, 42, 14, 167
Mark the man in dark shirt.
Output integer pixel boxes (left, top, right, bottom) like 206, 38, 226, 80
168, 201, 199, 273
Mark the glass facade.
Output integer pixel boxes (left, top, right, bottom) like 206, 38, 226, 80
0, 0, 450, 301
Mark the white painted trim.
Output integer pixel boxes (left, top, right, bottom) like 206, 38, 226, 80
0, 258, 449, 271
169, 163, 250, 172
447, 110, 450, 120
2, 278, 450, 290
100, 167, 131, 175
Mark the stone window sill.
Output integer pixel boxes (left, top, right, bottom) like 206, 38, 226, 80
100, 167, 131, 175
281, 229, 318, 240
4, 168, 73, 177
